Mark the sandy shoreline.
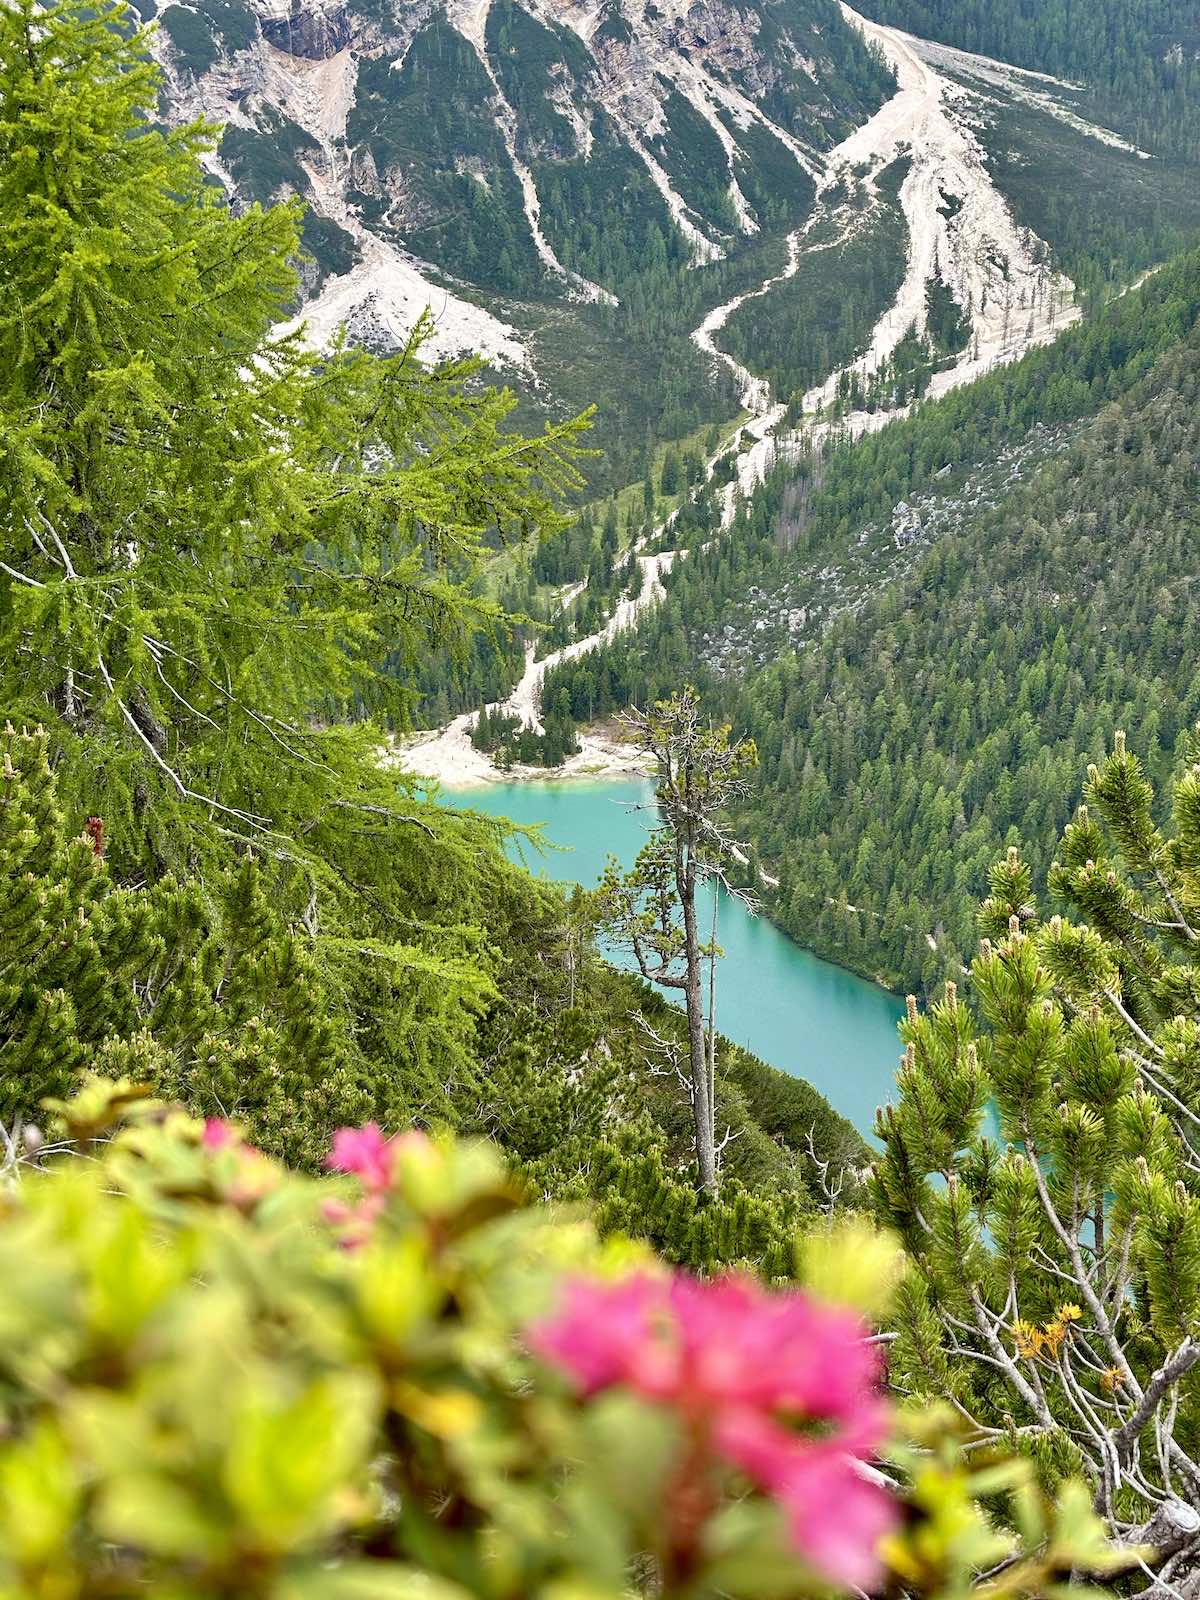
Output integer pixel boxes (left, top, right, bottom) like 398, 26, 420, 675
390, 719, 654, 791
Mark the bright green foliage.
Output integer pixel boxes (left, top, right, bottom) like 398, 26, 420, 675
588, 1135, 805, 1278
874, 732, 1200, 1558
0, 0, 610, 1146
0, 0, 588, 882
0, 1083, 1128, 1600
0, 708, 521, 1157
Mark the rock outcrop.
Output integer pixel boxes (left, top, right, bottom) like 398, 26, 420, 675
256, 0, 351, 58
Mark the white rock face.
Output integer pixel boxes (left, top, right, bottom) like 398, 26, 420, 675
797, 5, 1078, 417
154, 0, 1133, 409
252, 0, 351, 58
150, 0, 863, 365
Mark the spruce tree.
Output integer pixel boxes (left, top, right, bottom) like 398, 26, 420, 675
874, 730, 1200, 1573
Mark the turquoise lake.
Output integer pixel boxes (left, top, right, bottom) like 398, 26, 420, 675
446, 779, 905, 1137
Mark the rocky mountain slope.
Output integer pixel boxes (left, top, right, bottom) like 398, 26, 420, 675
147, 0, 1200, 501
150, 0, 889, 364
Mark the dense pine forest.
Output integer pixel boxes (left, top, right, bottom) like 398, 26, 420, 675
739, 335, 1200, 990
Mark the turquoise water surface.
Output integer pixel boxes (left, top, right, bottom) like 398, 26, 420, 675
450, 779, 905, 1137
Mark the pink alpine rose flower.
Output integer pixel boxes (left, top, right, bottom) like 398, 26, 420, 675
326, 1123, 397, 1191
529, 1271, 895, 1589
201, 1118, 237, 1151
197, 1118, 277, 1211
323, 1124, 432, 1247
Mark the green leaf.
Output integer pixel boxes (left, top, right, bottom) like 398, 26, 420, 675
0, 1420, 79, 1564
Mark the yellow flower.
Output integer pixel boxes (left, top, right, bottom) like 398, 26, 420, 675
1013, 1320, 1043, 1360
1041, 1322, 1066, 1357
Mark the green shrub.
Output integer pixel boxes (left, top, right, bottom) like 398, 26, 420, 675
0, 1083, 1127, 1600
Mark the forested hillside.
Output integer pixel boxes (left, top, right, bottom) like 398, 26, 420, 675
542, 255, 1200, 993
738, 334, 1200, 990
857, 0, 1200, 160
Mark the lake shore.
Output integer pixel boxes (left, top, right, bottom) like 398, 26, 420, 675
391, 717, 653, 790
435, 775, 905, 1132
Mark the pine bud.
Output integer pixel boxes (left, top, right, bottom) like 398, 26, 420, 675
946, 980, 957, 1011
906, 994, 918, 1023
1114, 730, 1126, 757
1009, 914, 1021, 936
980, 938, 992, 959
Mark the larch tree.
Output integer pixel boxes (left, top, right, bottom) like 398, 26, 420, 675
0, 0, 592, 1117
599, 689, 757, 1196
0, 0, 588, 877
874, 729, 1200, 1588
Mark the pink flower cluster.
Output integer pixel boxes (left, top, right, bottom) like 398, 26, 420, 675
322, 1123, 426, 1246
199, 1118, 277, 1209
530, 1272, 894, 1589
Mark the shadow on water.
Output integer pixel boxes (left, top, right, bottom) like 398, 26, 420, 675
440, 778, 905, 1138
